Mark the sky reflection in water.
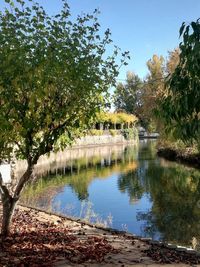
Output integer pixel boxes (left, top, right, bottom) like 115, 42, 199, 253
22, 140, 200, 248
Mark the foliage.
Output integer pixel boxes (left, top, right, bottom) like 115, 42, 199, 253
95, 112, 109, 123
121, 127, 138, 140
157, 138, 199, 159
137, 55, 165, 130
113, 71, 143, 114
0, 0, 129, 236
95, 111, 138, 125
113, 50, 180, 133
166, 48, 180, 75
109, 129, 118, 136
0, 0, 129, 162
158, 19, 200, 150
146, 119, 157, 133
157, 138, 187, 152
89, 129, 104, 136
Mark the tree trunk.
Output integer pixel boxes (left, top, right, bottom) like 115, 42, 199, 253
0, 163, 34, 238
1, 196, 17, 238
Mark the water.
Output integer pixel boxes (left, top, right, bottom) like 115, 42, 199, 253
21, 140, 200, 248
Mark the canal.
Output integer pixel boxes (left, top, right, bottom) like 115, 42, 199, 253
21, 140, 200, 249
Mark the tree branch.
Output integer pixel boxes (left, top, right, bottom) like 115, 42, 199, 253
13, 164, 33, 199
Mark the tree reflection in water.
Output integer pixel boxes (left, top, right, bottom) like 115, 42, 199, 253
21, 141, 200, 248
21, 144, 138, 206
138, 162, 200, 247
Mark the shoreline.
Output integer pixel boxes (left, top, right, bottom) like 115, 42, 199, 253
1, 200, 200, 266
8, 204, 200, 266
157, 147, 200, 169
18, 204, 198, 250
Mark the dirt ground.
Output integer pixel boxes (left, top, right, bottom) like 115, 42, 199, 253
0, 205, 200, 266
19, 206, 200, 266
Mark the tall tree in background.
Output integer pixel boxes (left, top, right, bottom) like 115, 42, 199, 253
113, 71, 143, 114
138, 55, 165, 131
113, 51, 180, 132
0, 0, 128, 237
159, 19, 200, 150
166, 48, 180, 75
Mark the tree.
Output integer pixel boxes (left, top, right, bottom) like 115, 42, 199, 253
137, 55, 165, 131
159, 19, 200, 149
166, 48, 180, 75
113, 71, 143, 114
0, 0, 128, 237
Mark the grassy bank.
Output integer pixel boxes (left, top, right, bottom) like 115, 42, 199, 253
157, 140, 200, 169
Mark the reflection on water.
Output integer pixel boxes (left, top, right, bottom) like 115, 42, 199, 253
21, 140, 200, 249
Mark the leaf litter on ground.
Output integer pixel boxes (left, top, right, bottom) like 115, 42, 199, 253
0, 208, 116, 267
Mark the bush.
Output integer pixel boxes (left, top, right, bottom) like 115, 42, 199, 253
157, 138, 199, 155
95, 112, 138, 125
89, 129, 104, 136
109, 129, 118, 136
121, 127, 138, 140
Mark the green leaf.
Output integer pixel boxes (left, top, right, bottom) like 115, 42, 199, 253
179, 22, 185, 37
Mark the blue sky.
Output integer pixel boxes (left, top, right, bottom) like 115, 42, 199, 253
1, 0, 200, 80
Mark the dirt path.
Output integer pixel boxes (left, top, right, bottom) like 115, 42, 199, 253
20, 206, 155, 266
19, 206, 200, 266
0, 205, 200, 266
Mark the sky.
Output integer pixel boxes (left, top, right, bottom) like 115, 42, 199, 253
0, 0, 200, 80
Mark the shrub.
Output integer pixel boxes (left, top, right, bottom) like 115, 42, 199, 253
109, 129, 118, 136
121, 127, 138, 140
89, 129, 104, 136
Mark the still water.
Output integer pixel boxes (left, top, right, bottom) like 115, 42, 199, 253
22, 140, 200, 248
